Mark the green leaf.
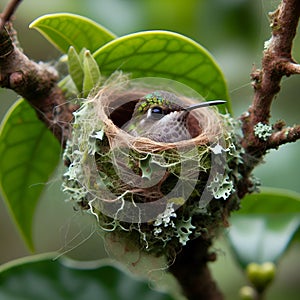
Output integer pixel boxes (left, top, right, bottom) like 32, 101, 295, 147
29, 13, 116, 54
82, 50, 101, 97
234, 187, 300, 214
227, 187, 300, 267
68, 46, 84, 92
0, 254, 174, 300
93, 30, 230, 114
0, 100, 61, 250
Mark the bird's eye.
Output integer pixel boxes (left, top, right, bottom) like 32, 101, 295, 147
151, 106, 163, 114
146, 106, 165, 120
148, 106, 165, 120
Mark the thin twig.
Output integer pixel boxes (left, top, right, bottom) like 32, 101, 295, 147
284, 62, 300, 75
0, 0, 22, 29
267, 125, 300, 149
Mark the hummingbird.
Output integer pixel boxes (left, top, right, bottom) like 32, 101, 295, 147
123, 90, 226, 143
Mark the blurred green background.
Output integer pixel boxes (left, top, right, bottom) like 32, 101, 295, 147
0, 0, 299, 299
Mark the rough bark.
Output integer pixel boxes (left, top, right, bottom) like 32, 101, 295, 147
0, 25, 74, 146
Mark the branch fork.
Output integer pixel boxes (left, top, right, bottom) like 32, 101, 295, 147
240, 0, 300, 161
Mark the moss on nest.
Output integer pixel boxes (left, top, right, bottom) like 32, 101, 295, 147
63, 73, 244, 259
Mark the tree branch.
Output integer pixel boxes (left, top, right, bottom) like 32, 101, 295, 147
240, 0, 300, 155
0, 25, 74, 146
169, 237, 223, 300
0, 0, 22, 29
267, 124, 300, 149
238, 0, 300, 198
284, 62, 300, 75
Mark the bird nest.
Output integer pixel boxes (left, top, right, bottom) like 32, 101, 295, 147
63, 73, 242, 258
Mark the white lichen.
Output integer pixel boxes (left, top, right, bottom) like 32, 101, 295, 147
207, 173, 235, 200
153, 202, 176, 228
175, 217, 196, 246
254, 122, 272, 141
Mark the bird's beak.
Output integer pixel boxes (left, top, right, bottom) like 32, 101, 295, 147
185, 100, 226, 111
